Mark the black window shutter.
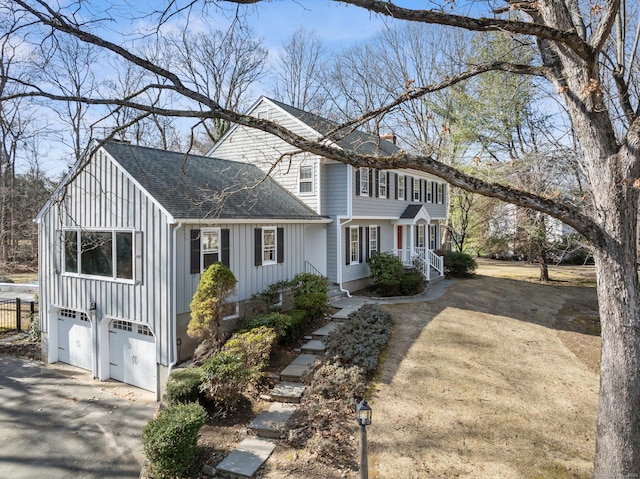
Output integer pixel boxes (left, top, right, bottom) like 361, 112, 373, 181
359, 227, 364, 263
369, 169, 374, 197
345, 228, 351, 265
277, 227, 285, 264
254, 228, 262, 266
405, 176, 409, 200
377, 227, 381, 252
190, 229, 200, 274
373, 170, 380, 198
394, 173, 398, 200
387, 172, 391, 199
221, 229, 230, 267
365, 227, 370, 260
355, 168, 361, 196
421, 180, 426, 203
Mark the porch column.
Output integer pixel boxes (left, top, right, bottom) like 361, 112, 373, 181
409, 224, 415, 261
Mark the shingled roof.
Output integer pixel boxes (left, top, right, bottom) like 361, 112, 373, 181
266, 97, 400, 157
102, 141, 323, 221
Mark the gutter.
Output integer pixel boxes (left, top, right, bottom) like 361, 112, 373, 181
337, 165, 354, 297
168, 222, 183, 377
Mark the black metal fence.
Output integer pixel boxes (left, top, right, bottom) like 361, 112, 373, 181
0, 298, 36, 332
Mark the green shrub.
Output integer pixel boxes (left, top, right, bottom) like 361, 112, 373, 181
142, 402, 207, 479
222, 326, 277, 373
252, 280, 290, 311
376, 279, 402, 297
294, 292, 328, 319
443, 251, 477, 277
400, 271, 424, 295
200, 352, 255, 416
290, 273, 327, 298
248, 311, 306, 344
324, 304, 392, 375
165, 367, 203, 406
367, 252, 404, 283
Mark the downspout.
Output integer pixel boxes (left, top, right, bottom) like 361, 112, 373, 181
168, 222, 183, 376
338, 164, 354, 297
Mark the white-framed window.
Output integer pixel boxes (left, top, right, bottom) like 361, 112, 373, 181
360, 167, 370, 195
350, 226, 360, 264
64, 229, 134, 281
413, 178, 420, 202
299, 164, 314, 195
429, 224, 437, 250
427, 180, 433, 203
398, 175, 405, 200
437, 183, 444, 204
369, 226, 378, 257
201, 228, 220, 271
417, 224, 426, 248
378, 171, 387, 198
257, 110, 269, 120
262, 227, 277, 265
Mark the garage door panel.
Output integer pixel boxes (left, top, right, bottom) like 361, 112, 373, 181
57, 310, 92, 371
109, 321, 157, 393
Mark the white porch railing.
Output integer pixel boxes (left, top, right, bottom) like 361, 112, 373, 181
394, 248, 444, 281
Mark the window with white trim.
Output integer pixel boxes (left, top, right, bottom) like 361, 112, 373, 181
262, 227, 277, 265
202, 228, 220, 271
413, 178, 420, 201
397, 175, 405, 200
417, 224, 426, 248
299, 165, 314, 194
350, 227, 360, 264
429, 224, 437, 250
378, 171, 387, 198
360, 167, 370, 195
369, 226, 378, 257
437, 183, 444, 204
427, 180, 433, 203
64, 229, 134, 280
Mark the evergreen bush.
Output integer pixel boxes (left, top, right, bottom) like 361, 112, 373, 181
142, 403, 207, 479
165, 367, 203, 406
222, 326, 277, 373
200, 352, 254, 416
366, 252, 404, 283
443, 251, 477, 277
294, 292, 328, 319
290, 272, 327, 298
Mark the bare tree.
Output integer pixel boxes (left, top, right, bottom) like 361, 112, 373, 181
2, 0, 640, 474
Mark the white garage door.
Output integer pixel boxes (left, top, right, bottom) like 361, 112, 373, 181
109, 320, 157, 392
57, 309, 93, 371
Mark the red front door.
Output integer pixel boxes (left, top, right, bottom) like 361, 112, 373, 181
397, 226, 403, 250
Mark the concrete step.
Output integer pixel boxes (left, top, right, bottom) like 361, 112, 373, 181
311, 322, 343, 339
270, 381, 306, 403
248, 403, 297, 439
279, 353, 317, 382
215, 437, 276, 479
300, 339, 326, 355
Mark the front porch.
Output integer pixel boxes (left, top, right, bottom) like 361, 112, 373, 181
394, 247, 444, 281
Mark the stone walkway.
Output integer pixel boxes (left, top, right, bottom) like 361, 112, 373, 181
212, 280, 454, 478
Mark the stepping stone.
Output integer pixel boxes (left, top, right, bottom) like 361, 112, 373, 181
270, 381, 305, 403
215, 437, 276, 479
311, 322, 343, 339
300, 339, 326, 354
280, 353, 317, 382
248, 403, 297, 438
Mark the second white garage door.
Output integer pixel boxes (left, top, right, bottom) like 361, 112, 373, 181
109, 320, 157, 392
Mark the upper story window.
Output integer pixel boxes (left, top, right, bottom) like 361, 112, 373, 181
397, 175, 405, 200
413, 178, 420, 202
427, 180, 433, 203
378, 171, 387, 198
437, 183, 444, 204
64, 229, 134, 280
299, 165, 314, 195
360, 167, 370, 195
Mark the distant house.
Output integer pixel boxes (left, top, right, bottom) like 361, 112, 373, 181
36, 140, 328, 398
210, 96, 448, 292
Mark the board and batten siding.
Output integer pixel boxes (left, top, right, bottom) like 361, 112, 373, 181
211, 99, 322, 214
175, 223, 309, 315
38, 148, 173, 366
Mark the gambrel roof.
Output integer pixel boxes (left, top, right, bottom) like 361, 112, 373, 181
101, 141, 323, 221
266, 97, 401, 156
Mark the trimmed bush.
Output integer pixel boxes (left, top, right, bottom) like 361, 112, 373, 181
308, 361, 366, 401
248, 312, 289, 337
324, 304, 392, 375
376, 279, 402, 297
294, 292, 328, 320
247, 311, 307, 344
400, 271, 424, 295
367, 252, 404, 283
165, 367, 203, 406
200, 352, 255, 416
290, 273, 328, 298
443, 251, 477, 277
142, 402, 207, 479
222, 326, 277, 373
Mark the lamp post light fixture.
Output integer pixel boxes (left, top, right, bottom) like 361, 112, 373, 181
356, 399, 372, 479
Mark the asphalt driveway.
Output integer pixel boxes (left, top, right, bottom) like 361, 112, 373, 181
0, 355, 156, 479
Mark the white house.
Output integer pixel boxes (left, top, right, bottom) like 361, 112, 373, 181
36, 140, 329, 398
209, 96, 448, 292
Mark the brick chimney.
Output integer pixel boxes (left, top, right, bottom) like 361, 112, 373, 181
380, 133, 397, 145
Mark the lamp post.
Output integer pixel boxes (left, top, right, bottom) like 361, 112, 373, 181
356, 399, 372, 479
